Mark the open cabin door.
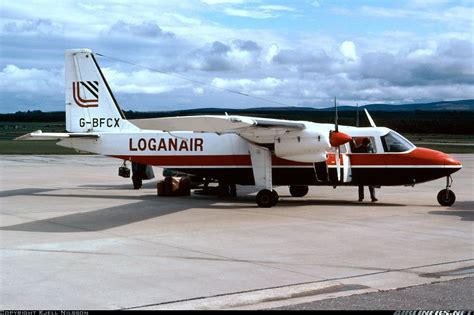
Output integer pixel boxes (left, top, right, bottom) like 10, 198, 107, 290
325, 144, 352, 183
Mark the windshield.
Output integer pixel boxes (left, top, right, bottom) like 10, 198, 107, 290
381, 131, 415, 152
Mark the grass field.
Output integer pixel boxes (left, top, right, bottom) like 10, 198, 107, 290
0, 121, 83, 154
1, 121, 473, 154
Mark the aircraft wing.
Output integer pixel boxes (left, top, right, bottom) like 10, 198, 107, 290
15, 130, 100, 140
130, 115, 306, 143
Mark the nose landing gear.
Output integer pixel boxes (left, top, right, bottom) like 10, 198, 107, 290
437, 176, 456, 206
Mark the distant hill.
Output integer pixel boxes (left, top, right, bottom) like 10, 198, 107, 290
126, 99, 474, 115
337, 100, 474, 112
1, 99, 474, 134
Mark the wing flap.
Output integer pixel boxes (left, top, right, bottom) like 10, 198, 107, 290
131, 115, 255, 132
131, 115, 306, 143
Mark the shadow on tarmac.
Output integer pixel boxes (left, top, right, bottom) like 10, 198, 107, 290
78, 181, 157, 190
1, 187, 406, 233
0, 188, 56, 198
0, 197, 194, 233
429, 201, 474, 221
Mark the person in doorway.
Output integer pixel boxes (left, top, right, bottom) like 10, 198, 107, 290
356, 138, 378, 202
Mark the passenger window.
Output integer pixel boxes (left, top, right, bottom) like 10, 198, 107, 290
350, 137, 377, 153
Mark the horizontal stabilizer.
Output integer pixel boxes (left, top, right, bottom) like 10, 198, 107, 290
15, 130, 100, 141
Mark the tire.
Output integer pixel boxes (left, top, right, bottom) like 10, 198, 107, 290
437, 189, 455, 206
289, 185, 309, 197
271, 190, 279, 206
256, 189, 275, 208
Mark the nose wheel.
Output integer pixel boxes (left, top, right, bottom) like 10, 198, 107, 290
437, 176, 456, 206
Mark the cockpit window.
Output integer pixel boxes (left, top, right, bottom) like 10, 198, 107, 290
381, 131, 415, 152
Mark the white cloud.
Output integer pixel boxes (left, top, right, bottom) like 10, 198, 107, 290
224, 8, 278, 19
211, 77, 284, 95
258, 5, 294, 12
103, 68, 191, 94
340, 41, 358, 60
202, 0, 246, 4
0, 65, 62, 94
265, 44, 280, 63
357, 5, 474, 26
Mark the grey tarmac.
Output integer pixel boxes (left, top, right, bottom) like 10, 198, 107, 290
0, 154, 473, 310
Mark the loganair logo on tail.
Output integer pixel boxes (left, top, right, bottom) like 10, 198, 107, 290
72, 81, 99, 107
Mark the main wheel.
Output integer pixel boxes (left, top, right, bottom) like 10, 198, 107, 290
289, 185, 309, 197
437, 189, 455, 206
256, 189, 276, 208
271, 190, 279, 206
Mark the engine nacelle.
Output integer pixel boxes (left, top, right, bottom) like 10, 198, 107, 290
274, 130, 330, 163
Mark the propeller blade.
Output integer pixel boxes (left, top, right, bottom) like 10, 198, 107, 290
335, 147, 341, 182
334, 97, 338, 132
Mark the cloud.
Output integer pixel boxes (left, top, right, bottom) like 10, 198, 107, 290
224, 8, 278, 19
103, 68, 191, 94
201, 0, 246, 4
272, 48, 335, 73
212, 77, 284, 94
340, 41, 358, 60
222, 4, 295, 19
106, 21, 174, 39
3, 18, 63, 35
353, 4, 474, 26
355, 39, 473, 86
186, 39, 262, 71
0, 65, 62, 94
0, 1, 473, 112
258, 5, 294, 12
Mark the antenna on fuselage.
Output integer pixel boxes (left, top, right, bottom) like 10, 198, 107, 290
356, 102, 359, 127
364, 108, 377, 127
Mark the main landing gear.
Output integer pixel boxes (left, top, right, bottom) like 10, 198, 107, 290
249, 143, 281, 208
437, 176, 456, 206
256, 189, 279, 208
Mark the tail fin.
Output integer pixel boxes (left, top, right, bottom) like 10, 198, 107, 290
65, 49, 136, 132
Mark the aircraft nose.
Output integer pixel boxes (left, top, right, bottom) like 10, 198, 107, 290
442, 154, 462, 167
415, 147, 462, 168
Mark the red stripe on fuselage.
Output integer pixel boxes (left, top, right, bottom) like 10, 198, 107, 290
111, 154, 310, 166
112, 148, 461, 168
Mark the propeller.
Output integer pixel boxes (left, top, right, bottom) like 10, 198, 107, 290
329, 97, 352, 181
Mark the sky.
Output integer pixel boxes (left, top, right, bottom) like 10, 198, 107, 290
0, 0, 473, 113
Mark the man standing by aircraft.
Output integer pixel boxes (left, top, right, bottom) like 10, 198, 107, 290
354, 138, 378, 202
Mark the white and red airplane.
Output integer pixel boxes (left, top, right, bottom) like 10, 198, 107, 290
17, 49, 462, 207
